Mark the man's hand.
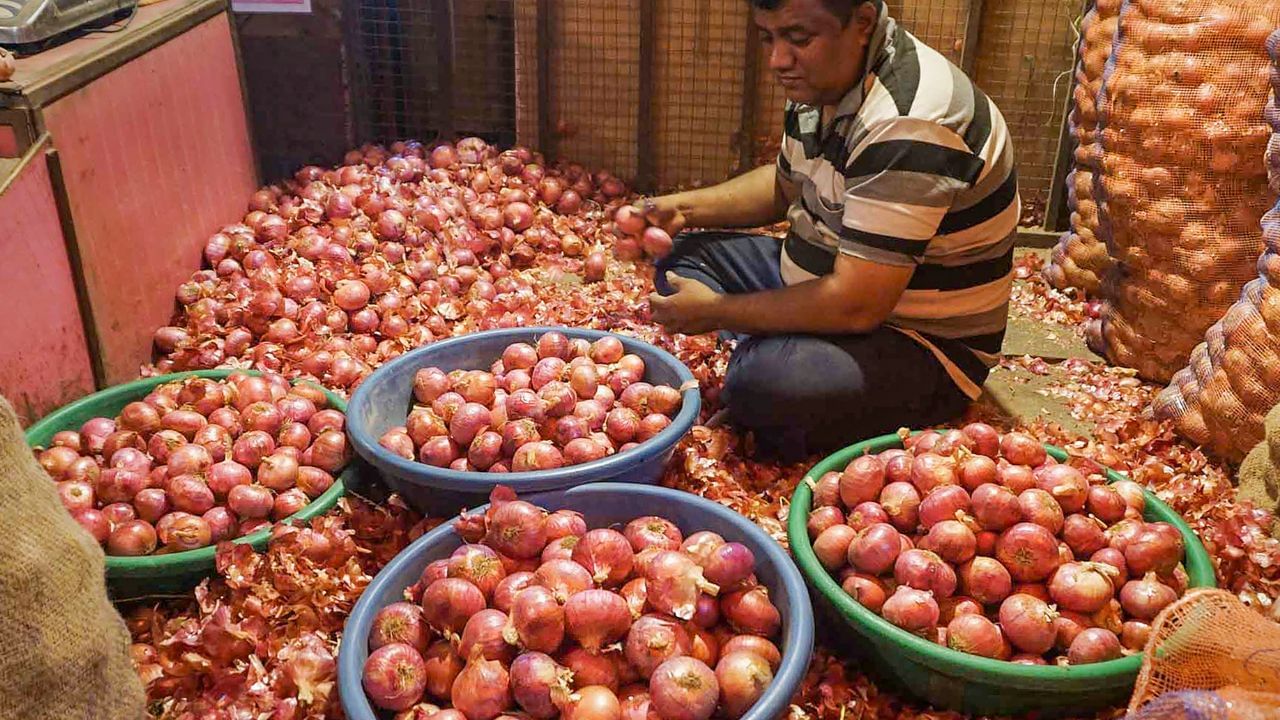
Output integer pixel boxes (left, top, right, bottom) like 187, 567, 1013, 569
648, 273, 721, 335
639, 198, 687, 237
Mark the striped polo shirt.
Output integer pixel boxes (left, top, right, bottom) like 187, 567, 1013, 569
775, 1, 1020, 399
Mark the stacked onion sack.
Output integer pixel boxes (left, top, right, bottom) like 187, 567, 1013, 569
32, 373, 349, 555
1085, 2, 1279, 382
379, 331, 684, 472
152, 138, 626, 391
1044, 0, 1121, 295
806, 425, 1189, 666
1153, 29, 1280, 461
360, 488, 782, 720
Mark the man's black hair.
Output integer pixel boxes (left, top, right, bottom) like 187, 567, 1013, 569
747, 0, 868, 27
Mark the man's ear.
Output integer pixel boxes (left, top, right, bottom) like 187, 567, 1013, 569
852, 1, 878, 44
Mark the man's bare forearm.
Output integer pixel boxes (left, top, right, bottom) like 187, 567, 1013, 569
655, 165, 790, 229
703, 276, 883, 336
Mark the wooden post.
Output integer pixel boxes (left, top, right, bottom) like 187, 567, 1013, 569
737, 8, 761, 174
636, 0, 656, 192
959, 0, 984, 76
535, 0, 553, 158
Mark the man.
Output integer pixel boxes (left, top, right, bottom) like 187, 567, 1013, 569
643, 0, 1019, 458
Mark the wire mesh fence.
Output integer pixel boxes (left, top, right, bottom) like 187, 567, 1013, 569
344, 0, 1078, 214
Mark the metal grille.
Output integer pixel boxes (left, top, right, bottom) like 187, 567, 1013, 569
349, 0, 516, 148
341, 0, 1075, 207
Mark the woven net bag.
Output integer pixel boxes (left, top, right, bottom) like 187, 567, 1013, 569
1125, 589, 1280, 720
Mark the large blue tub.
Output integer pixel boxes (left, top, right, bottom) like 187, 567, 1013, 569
337, 483, 814, 720
346, 327, 701, 515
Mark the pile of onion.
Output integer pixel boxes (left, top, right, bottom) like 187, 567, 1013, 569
34, 372, 350, 556
377, 330, 685, 472
808, 424, 1189, 666
361, 486, 781, 719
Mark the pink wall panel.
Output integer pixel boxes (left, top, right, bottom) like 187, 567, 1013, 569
42, 12, 256, 384
0, 150, 96, 425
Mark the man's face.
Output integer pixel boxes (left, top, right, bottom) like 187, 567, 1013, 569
755, 0, 876, 106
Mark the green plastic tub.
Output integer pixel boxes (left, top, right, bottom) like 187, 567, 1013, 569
787, 431, 1216, 718
25, 369, 351, 599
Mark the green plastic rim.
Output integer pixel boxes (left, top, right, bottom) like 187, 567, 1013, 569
787, 431, 1216, 691
25, 369, 350, 581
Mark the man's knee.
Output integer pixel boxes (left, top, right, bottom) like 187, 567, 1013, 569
724, 337, 866, 419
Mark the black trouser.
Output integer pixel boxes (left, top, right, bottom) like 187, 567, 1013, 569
654, 231, 973, 460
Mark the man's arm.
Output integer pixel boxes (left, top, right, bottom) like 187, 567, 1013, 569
643, 164, 793, 234
651, 253, 913, 336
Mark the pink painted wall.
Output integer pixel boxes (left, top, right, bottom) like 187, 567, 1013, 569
42, 12, 256, 384
0, 150, 97, 425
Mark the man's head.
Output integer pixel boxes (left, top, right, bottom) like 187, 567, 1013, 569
749, 0, 879, 106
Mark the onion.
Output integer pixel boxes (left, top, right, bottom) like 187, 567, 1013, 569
510, 652, 571, 719
1119, 572, 1178, 621
806, 506, 845, 539
233, 430, 276, 469
998, 594, 1058, 654
1089, 548, 1129, 583
72, 509, 110, 544
147, 430, 186, 465
133, 488, 170, 524
168, 443, 213, 476
504, 585, 564, 653
448, 544, 507, 600
714, 651, 772, 719
918, 485, 971, 529
996, 522, 1062, 582
810, 472, 841, 507
971, 483, 1021, 531
492, 572, 536, 614
920, 520, 977, 564
622, 614, 692, 679
372, 602, 431, 653
1106, 518, 1145, 552
1121, 620, 1151, 652
451, 652, 511, 720
847, 501, 889, 532
1124, 524, 1185, 576
167, 475, 216, 514
720, 586, 780, 637
702, 542, 754, 590
102, 502, 137, 527
422, 578, 487, 635
562, 647, 619, 691
573, 529, 634, 586
1017, 488, 1064, 534
881, 450, 913, 484
459, 609, 515, 664
1049, 562, 1116, 613
56, 480, 96, 513
644, 551, 719, 620
363, 643, 428, 711
894, 549, 957, 597
719, 636, 781, 672
1053, 610, 1092, 650
1035, 465, 1088, 514
938, 595, 983, 625
961, 423, 1001, 457
485, 498, 548, 559
999, 433, 1046, 466
1112, 480, 1146, 512
841, 573, 889, 613
946, 614, 1005, 658
563, 685, 621, 720
998, 461, 1036, 493
546, 509, 587, 540
296, 466, 335, 498
847, 523, 902, 575
535, 559, 594, 603
649, 657, 718, 720
878, 482, 921, 532
1086, 485, 1127, 524
911, 453, 957, 495
812, 524, 857, 571
881, 586, 939, 633
107, 519, 158, 556
958, 556, 1013, 605
623, 516, 683, 553
565, 589, 632, 652
1062, 514, 1107, 557
957, 454, 998, 492
839, 455, 886, 508
228, 484, 273, 519
423, 641, 465, 701
257, 452, 300, 492
1067, 628, 1121, 665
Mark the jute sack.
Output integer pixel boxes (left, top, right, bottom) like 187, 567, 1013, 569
0, 394, 146, 720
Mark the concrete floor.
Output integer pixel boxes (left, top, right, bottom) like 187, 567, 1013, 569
980, 248, 1098, 434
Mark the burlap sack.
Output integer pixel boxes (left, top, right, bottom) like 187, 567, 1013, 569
0, 395, 146, 720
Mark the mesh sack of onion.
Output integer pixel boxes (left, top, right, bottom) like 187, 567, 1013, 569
1084, 1, 1279, 383
1045, 0, 1121, 296
1153, 32, 1280, 461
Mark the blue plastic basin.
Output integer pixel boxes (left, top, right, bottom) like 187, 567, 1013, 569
337, 483, 814, 720
346, 327, 701, 515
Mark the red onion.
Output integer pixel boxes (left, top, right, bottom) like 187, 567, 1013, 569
297, 466, 335, 498
422, 578, 487, 635
894, 549, 957, 597
998, 594, 1058, 654
565, 589, 631, 652
878, 482, 921, 532
649, 657, 718, 720
999, 433, 1046, 466
920, 519, 976, 564
996, 522, 1062, 583
1063, 514, 1108, 557
1124, 524, 1184, 576
227, 484, 273, 520
720, 636, 781, 672
233, 430, 276, 469
720, 586, 780, 637
957, 454, 998, 492
910, 453, 957, 495
1119, 572, 1178, 621
1121, 620, 1151, 652
998, 461, 1036, 493
713, 651, 772, 719
546, 510, 588, 540
644, 550, 719, 620
504, 585, 564, 653
881, 586, 940, 633
1053, 610, 1093, 650
458, 609, 515, 665
72, 509, 110, 544
841, 573, 889, 613
508, 651, 571, 719
1049, 562, 1116, 613
1035, 464, 1088, 514
448, 544, 507, 600
423, 640, 465, 700
1107, 518, 1146, 552
258, 452, 300, 492
363, 643, 428, 711
971, 483, 1021, 531
133, 488, 170, 524
1067, 628, 1121, 665
371, 603, 432, 654
107, 520, 158, 556
1112, 480, 1146, 512
918, 485, 971, 529
573, 529, 634, 586
562, 646, 619, 691
806, 506, 845, 539
1017, 488, 1064, 534
839, 455, 885, 507
535, 558, 594, 603
847, 523, 901, 575
563, 685, 621, 720
623, 516, 683, 553
846, 501, 889, 532
102, 502, 137, 527
946, 614, 1005, 659
958, 557, 1013, 606
702, 542, 754, 590
450, 652, 511, 719
55, 480, 95, 513
1086, 485, 1127, 524
625, 614, 692, 679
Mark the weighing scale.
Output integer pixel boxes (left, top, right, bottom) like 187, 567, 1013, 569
0, 0, 135, 50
